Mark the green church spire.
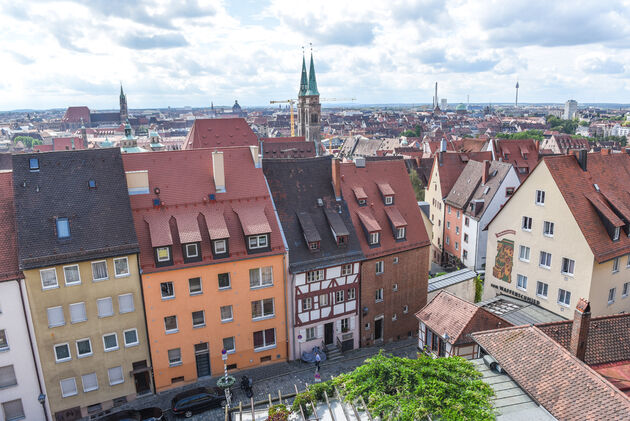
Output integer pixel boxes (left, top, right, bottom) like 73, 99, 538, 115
306, 52, 319, 96
298, 53, 308, 97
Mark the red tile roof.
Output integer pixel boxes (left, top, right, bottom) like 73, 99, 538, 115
494, 139, 539, 182
261, 137, 306, 143
431, 151, 493, 197
0, 172, 21, 281
62, 106, 90, 123
123, 148, 284, 273
473, 326, 630, 420
383, 206, 407, 228
592, 361, 630, 397
545, 153, 630, 262
144, 213, 173, 247
377, 183, 394, 196
261, 141, 315, 158
183, 118, 258, 149
341, 158, 430, 259
174, 213, 202, 243
53, 137, 85, 151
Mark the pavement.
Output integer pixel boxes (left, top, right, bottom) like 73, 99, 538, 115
106, 337, 419, 420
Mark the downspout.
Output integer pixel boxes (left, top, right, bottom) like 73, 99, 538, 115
136, 256, 156, 394
17, 278, 50, 421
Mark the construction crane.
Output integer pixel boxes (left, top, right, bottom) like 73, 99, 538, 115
320, 98, 357, 102
270, 99, 296, 136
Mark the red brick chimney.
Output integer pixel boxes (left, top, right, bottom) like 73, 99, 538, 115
482, 160, 491, 185
332, 158, 342, 201
601, 148, 610, 155
569, 298, 591, 361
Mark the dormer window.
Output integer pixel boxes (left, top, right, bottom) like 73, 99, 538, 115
248, 234, 268, 250
56, 217, 70, 239
370, 232, 380, 245
155, 246, 172, 266
358, 199, 366, 206
213, 239, 228, 255
183, 242, 202, 263
337, 235, 347, 246
29, 158, 39, 171
614, 227, 620, 241
309, 241, 320, 251
396, 227, 406, 240
384, 196, 393, 205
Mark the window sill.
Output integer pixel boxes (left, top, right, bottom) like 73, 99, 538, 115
165, 330, 179, 335
252, 315, 275, 322
169, 362, 182, 367
193, 324, 206, 329
119, 310, 135, 315
543, 234, 554, 238
0, 347, 9, 353
77, 353, 93, 359
536, 294, 548, 300
49, 323, 65, 328
516, 287, 527, 292
608, 301, 615, 306
98, 314, 114, 319
539, 265, 551, 270
190, 291, 203, 296
115, 273, 131, 279
161, 296, 175, 301
254, 344, 277, 353
519, 258, 529, 263
110, 380, 125, 386
105, 347, 120, 352
221, 319, 234, 324
612, 270, 620, 274
92, 278, 109, 282
535, 203, 545, 207
522, 229, 532, 233
55, 358, 71, 364
557, 302, 570, 308
65, 282, 81, 287
61, 393, 78, 398
124, 342, 139, 348
42, 285, 60, 291
375, 299, 384, 303
250, 284, 274, 290
561, 272, 574, 277
376, 272, 384, 276
218, 286, 231, 291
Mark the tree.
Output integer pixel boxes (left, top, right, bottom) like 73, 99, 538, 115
496, 130, 543, 141
13, 136, 42, 149
579, 120, 590, 127
546, 115, 577, 135
409, 170, 424, 201
401, 125, 422, 138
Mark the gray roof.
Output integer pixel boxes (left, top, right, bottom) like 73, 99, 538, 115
477, 295, 566, 326
428, 268, 477, 292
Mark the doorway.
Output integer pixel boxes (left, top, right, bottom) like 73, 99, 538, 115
195, 343, 211, 378
374, 317, 383, 341
324, 322, 334, 345
132, 361, 151, 395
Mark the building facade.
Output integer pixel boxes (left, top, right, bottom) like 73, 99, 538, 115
12, 150, 151, 421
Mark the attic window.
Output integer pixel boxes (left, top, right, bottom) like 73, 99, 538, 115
337, 235, 347, 246
370, 232, 380, 245
614, 227, 620, 241
56, 217, 70, 239
358, 199, 367, 206
594, 183, 600, 192
385, 196, 393, 205
29, 158, 39, 171
88, 179, 97, 189
483, 186, 490, 195
309, 241, 320, 251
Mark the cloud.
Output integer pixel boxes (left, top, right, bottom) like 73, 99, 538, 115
9, 51, 35, 65
579, 55, 625, 74
118, 32, 189, 49
315, 21, 376, 46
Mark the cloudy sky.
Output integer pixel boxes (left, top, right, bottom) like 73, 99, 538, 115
1, 0, 629, 110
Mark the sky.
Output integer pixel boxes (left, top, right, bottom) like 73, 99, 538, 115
1, 0, 630, 110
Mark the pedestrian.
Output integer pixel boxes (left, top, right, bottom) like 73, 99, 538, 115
315, 352, 321, 372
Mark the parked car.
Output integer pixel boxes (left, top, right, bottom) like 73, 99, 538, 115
101, 407, 164, 421
171, 387, 226, 418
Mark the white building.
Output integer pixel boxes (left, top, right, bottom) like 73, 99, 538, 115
563, 100, 578, 120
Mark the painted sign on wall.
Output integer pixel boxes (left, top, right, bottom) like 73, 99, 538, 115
492, 238, 514, 283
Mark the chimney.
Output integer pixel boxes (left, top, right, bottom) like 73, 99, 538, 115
332, 158, 342, 201
212, 151, 225, 192
249, 145, 261, 168
577, 149, 588, 172
482, 160, 491, 185
440, 138, 447, 153
569, 298, 591, 361
601, 148, 610, 156
535, 139, 540, 154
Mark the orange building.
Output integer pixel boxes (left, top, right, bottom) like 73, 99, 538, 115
122, 147, 287, 392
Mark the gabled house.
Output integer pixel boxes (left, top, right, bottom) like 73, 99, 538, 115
183, 118, 258, 149
123, 146, 287, 392
540, 133, 589, 155
486, 138, 540, 182
264, 156, 364, 359
340, 157, 430, 346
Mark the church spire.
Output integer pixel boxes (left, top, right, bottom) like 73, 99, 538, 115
298, 51, 308, 97
120, 84, 125, 99
306, 49, 319, 96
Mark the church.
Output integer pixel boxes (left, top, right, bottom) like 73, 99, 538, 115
61, 85, 129, 130
297, 52, 322, 155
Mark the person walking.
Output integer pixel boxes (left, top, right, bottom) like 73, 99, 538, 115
315, 352, 321, 372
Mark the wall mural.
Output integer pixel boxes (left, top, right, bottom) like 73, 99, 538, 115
492, 238, 514, 283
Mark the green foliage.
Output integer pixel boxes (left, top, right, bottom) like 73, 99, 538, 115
474, 275, 483, 303
409, 170, 425, 201
579, 120, 590, 126
401, 125, 422, 138
546, 115, 578, 135
430, 272, 447, 279
496, 130, 543, 141
266, 404, 290, 421
13, 136, 42, 148
330, 352, 494, 421
595, 135, 627, 146
291, 390, 314, 416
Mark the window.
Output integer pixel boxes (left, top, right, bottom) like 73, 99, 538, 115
76, 338, 92, 358
248, 234, 269, 249
335, 290, 344, 304
320, 294, 329, 307
302, 297, 312, 311
519, 245, 530, 262
608, 288, 616, 304
447, 221, 450, 229
0, 365, 17, 388
40, 268, 58, 290
214, 239, 227, 254
396, 227, 406, 239
60, 377, 78, 398
91, 261, 108, 281
0, 330, 7, 350
464, 217, 469, 227
184, 243, 199, 258
403, 305, 409, 314
114, 257, 130, 277
220, 305, 233, 322
108, 366, 124, 386
543, 221, 554, 237
307, 270, 325, 283
309, 242, 319, 250
613, 257, 620, 273
306, 327, 316, 341
187, 277, 202, 295
463, 233, 469, 244
463, 250, 468, 260
118, 294, 134, 314
223, 337, 235, 353
47, 306, 65, 328
192, 310, 205, 327
506, 187, 515, 197
88, 179, 97, 189
218, 273, 231, 289
348, 288, 356, 300
103, 333, 119, 351
393, 256, 399, 264
123, 329, 139, 347
623, 282, 629, 298
358, 198, 366, 206
455, 242, 459, 250
250, 267, 273, 288
369, 232, 380, 245
63, 265, 81, 285
517, 274, 527, 291
561, 258, 575, 276
536, 281, 549, 298
446, 237, 450, 245
385, 196, 393, 205
376, 261, 384, 274
522, 216, 532, 231
168, 348, 182, 366
160, 282, 175, 299
2, 399, 24, 421
68, 302, 87, 324
392, 313, 397, 321
341, 264, 352, 276
535, 190, 545, 205
56, 217, 70, 239
341, 318, 349, 331
447, 205, 451, 214
156, 247, 170, 262
614, 227, 621, 241
164, 316, 178, 333
54, 343, 71, 362
375, 288, 383, 302
456, 210, 460, 218
97, 297, 114, 318
253, 328, 276, 350
455, 226, 459, 235
539, 251, 552, 269
558, 289, 571, 306
29, 158, 39, 171
251, 298, 275, 319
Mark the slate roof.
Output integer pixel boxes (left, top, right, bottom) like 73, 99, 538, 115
478, 295, 565, 325
427, 268, 476, 293
545, 152, 630, 262
416, 290, 510, 345
183, 118, 258, 149
123, 148, 284, 273
13, 149, 139, 269
263, 156, 364, 273
536, 313, 630, 366
261, 141, 315, 158
0, 171, 21, 281
473, 326, 630, 420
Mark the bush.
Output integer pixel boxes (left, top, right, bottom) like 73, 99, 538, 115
474, 275, 483, 303
291, 390, 314, 416
266, 404, 290, 421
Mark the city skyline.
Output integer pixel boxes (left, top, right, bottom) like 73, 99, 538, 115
1, 0, 630, 110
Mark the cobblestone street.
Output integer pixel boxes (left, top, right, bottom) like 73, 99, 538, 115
112, 337, 419, 420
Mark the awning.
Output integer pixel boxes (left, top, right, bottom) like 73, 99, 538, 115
233, 205, 271, 236
174, 213, 202, 243
144, 213, 173, 247
384, 206, 407, 228
356, 209, 381, 232
201, 209, 230, 240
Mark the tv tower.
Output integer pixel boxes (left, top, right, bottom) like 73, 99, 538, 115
515, 80, 519, 107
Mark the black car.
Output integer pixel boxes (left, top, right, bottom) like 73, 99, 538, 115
171, 387, 226, 418
101, 407, 164, 421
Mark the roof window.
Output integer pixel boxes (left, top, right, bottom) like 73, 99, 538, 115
56, 217, 70, 239
88, 179, 97, 189
29, 158, 39, 171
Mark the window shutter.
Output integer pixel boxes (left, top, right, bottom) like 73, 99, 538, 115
60, 378, 77, 397
336, 320, 341, 333
108, 366, 124, 385
69, 303, 86, 323
317, 324, 324, 338
81, 373, 98, 392
97, 298, 113, 317
118, 294, 134, 314
0, 365, 17, 388
298, 329, 306, 343
350, 316, 355, 331
1, 399, 24, 420
47, 307, 65, 327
